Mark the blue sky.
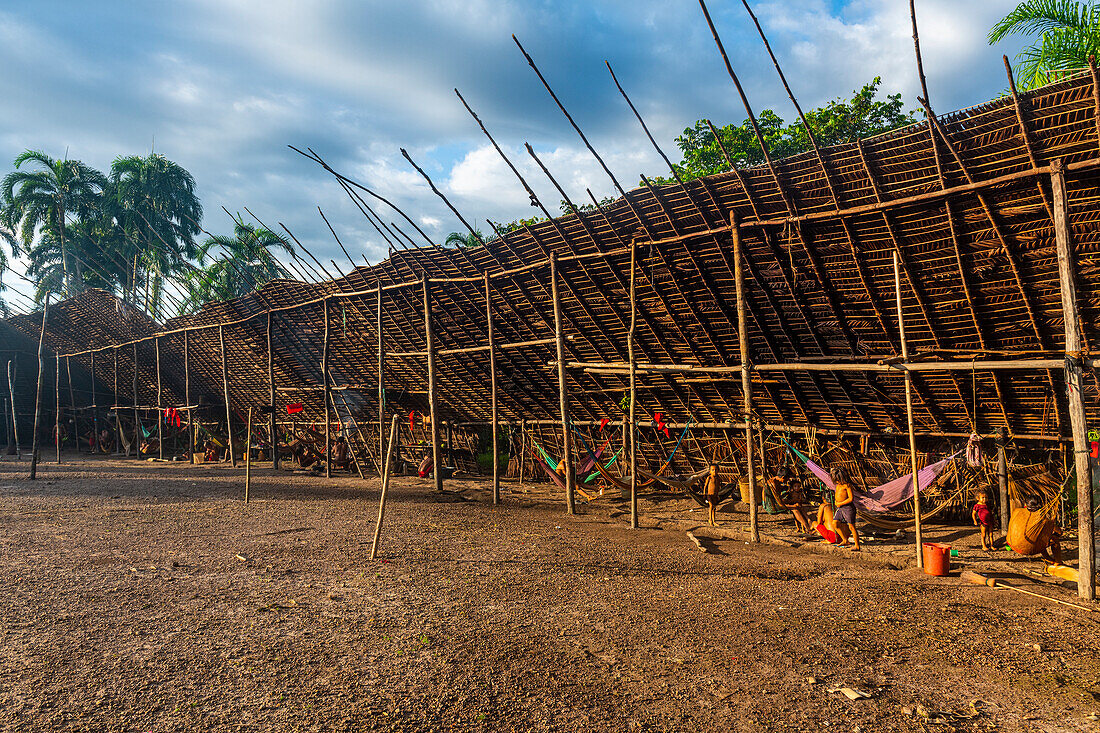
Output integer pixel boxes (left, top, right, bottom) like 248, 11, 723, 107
0, 0, 1025, 309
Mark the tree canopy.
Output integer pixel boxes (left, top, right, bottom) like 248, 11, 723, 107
989, 0, 1100, 90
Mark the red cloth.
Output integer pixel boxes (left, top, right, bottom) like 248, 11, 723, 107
973, 502, 992, 527
814, 523, 837, 544
287, 403, 304, 414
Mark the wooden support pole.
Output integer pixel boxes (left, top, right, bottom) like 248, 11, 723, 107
219, 324, 235, 466
66, 357, 76, 446
997, 428, 1010, 532
132, 342, 138, 459
628, 238, 639, 529
518, 418, 526, 489
183, 332, 192, 461
155, 337, 163, 460
323, 298, 332, 479
732, 217, 758, 541
89, 351, 97, 447
370, 414, 400, 560
29, 295, 48, 480
7, 360, 18, 459
54, 355, 60, 463
485, 274, 500, 505
894, 251, 924, 568
423, 279, 443, 492
550, 252, 576, 514
245, 407, 252, 503
377, 281, 385, 478
1051, 158, 1095, 600
113, 348, 120, 456
267, 311, 278, 469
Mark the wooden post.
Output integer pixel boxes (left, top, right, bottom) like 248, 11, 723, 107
732, 216, 758, 541
54, 355, 61, 463
66, 356, 75, 446
322, 297, 332, 479
446, 421, 454, 469
550, 253, 576, 514
245, 407, 252, 503
132, 342, 138, 458
219, 324, 235, 466
628, 238, 639, 529
485, 274, 500, 505
894, 250, 924, 569
184, 331, 192, 461
518, 418, 526, 489
267, 311, 278, 469
29, 295, 48, 480
423, 278, 443, 492
997, 427, 1010, 531
7, 360, 19, 459
377, 281, 385, 478
3, 396, 9, 454
155, 337, 163, 460
370, 414, 400, 560
113, 348, 120, 456
1051, 158, 1095, 600
89, 351, 97, 451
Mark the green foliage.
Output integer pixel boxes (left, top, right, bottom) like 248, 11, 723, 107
667, 79, 915, 182
988, 0, 1100, 90
181, 216, 294, 313
443, 230, 485, 248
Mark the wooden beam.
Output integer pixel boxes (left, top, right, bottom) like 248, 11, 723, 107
733, 216, 759, 542
895, 252, 924, 569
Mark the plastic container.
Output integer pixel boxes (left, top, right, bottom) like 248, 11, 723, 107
922, 542, 952, 576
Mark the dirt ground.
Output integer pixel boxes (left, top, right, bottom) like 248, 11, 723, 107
0, 456, 1098, 732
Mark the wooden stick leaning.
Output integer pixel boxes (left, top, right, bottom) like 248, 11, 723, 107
894, 251, 924, 569
29, 295, 48, 480
370, 414, 400, 561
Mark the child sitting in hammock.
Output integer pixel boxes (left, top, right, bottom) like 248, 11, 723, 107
771, 467, 812, 533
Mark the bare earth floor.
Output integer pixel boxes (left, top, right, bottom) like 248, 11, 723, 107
0, 456, 1097, 732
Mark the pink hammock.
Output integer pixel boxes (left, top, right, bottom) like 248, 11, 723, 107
798, 450, 961, 513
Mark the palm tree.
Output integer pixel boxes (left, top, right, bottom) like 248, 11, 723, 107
444, 230, 484, 248
1, 150, 107, 296
181, 216, 294, 313
989, 1, 1100, 90
108, 153, 202, 315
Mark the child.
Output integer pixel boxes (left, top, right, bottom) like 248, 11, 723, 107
773, 467, 811, 533
831, 466, 861, 551
705, 464, 720, 527
971, 490, 993, 551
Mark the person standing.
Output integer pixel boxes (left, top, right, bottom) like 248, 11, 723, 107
830, 466, 861, 551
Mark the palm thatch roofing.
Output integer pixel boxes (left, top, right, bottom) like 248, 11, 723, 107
9, 69, 1100, 466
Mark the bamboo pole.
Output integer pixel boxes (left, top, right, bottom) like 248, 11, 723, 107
370, 414, 400, 560
485, 273, 500, 505
1051, 158, 1095, 601
894, 251, 924, 569
155, 338, 163, 460
997, 428, 1010, 533
89, 351, 97, 449
519, 418, 526, 489
323, 297, 332, 479
132, 342, 138, 458
54, 355, 60, 463
7, 360, 18, 459
628, 238, 639, 529
184, 332, 192, 462
377, 280, 385, 478
732, 216, 758, 541
113, 348, 119, 457
245, 407, 252, 503
219, 324, 235, 466
65, 357, 76, 446
423, 279, 443, 492
550, 253, 576, 514
3, 396, 9, 454
268, 311, 278, 469
29, 295, 48, 480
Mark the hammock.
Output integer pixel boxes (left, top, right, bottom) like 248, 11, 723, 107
527, 432, 604, 476
785, 439, 961, 513
584, 445, 624, 483
573, 418, 694, 489
636, 466, 710, 493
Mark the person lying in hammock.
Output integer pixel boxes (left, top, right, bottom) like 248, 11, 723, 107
203, 438, 222, 463
140, 437, 160, 457
97, 428, 114, 454
771, 467, 812, 534
418, 451, 433, 478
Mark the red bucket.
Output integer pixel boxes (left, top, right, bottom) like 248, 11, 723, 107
922, 543, 951, 576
